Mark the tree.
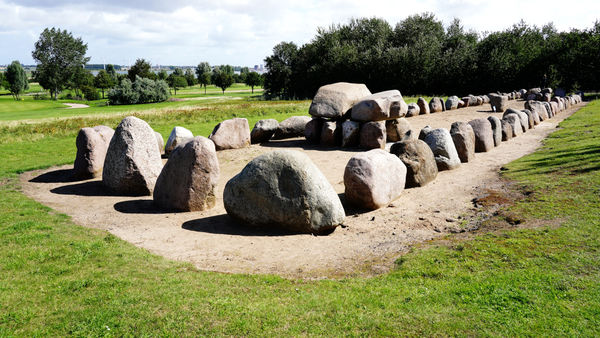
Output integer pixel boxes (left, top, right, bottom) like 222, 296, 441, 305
196, 62, 212, 94
94, 69, 114, 98
68, 66, 94, 99
0, 72, 6, 90
106, 64, 117, 82
32, 27, 90, 100
212, 69, 234, 94
244, 71, 262, 93
240, 66, 250, 82
127, 59, 155, 82
157, 69, 168, 80
263, 41, 298, 98
167, 73, 188, 95
6, 61, 29, 100
184, 68, 196, 86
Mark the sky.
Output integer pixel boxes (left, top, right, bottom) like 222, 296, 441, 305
0, 0, 598, 67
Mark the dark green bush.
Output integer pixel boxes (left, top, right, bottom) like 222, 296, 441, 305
108, 76, 170, 105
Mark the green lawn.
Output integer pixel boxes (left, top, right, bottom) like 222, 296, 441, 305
0, 100, 598, 335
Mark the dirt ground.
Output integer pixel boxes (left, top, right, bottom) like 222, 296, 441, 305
21, 100, 585, 279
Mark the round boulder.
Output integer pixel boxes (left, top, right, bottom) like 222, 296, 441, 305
251, 119, 279, 144
209, 118, 251, 150
359, 121, 386, 150
417, 97, 430, 115
73, 125, 114, 179
386, 118, 412, 142
309, 82, 371, 119
450, 122, 475, 163
406, 102, 420, 117
351, 90, 408, 122
273, 116, 312, 139
419, 126, 461, 171
390, 133, 438, 188
165, 126, 194, 155
341, 120, 360, 147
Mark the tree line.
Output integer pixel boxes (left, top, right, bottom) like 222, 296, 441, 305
263, 14, 600, 99
1, 28, 264, 104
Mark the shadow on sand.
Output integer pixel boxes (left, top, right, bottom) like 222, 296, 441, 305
182, 215, 313, 237
113, 199, 170, 215
29, 168, 81, 184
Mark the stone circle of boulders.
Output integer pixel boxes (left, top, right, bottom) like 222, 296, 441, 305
406, 103, 420, 117
360, 121, 386, 149
450, 122, 475, 163
223, 150, 345, 234
73, 125, 114, 179
468, 118, 495, 152
165, 126, 193, 155
389, 133, 438, 188
274, 116, 312, 140
102, 116, 163, 196
486, 116, 503, 147
386, 118, 412, 142
251, 119, 279, 144
309, 82, 372, 119
417, 97, 430, 115
351, 90, 408, 122
153, 136, 220, 211
419, 126, 461, 171
209, 118, 251, 150
344, 149, 407, 210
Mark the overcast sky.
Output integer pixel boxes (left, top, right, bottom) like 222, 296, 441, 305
1, 0, 598, 67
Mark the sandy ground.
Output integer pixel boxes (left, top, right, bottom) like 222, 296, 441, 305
63, 103, 90, 109
21, 100, 585, 279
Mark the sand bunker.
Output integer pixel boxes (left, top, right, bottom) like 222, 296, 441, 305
21, 100, 585, 279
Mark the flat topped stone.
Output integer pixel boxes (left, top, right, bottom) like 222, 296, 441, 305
309, 82, 371, 119
351, 90, 408, 122
273, 116, 312, 139
209, 118, 250, 150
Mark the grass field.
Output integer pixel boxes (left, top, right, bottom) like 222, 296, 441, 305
0, 97, 598, 335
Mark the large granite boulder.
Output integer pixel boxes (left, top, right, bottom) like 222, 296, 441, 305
429, 97, 444, 113
273, 116, 312, 139
351, 90, 408, 121
165, 126, 193, 155
450, 122, 475, 163
525, 100, 549, 121
344, 149, 407, 210
155, 132, 165, 155
389, 133, 438, 188
489, 94, 509, 112
102, 116, 163, 196
209, 118, 251, 150
251, 119, 279, 144
468, 118, 495, 152
304, 118, 323, 144
223, 150, 345, 234
503, 114, 523, 137
501, 119, 513, 141
73, 125, 114, 179
419, 126, 461, 171
309, 82, 371, 119
153, 136, 220, 211
503, 109, 528, 133
359, 121, 386, 149
445, 96, 460, 110
487, 116, 503, 146
386, 118, 412, 142
320, 121, 341, 147
522, 109, 535, 129
341, 120, 360, 147
417, 97, 430, 115
406, 103, 420, 117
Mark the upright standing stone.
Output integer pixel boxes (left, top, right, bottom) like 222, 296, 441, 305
344, 149, 407, 210
385, 118, 412, 142
209, 118, 251, 150
390, 134, 438, 188
450, 122, 475, 163
165, 126, 194, 155
251, 119, 279, 144
320, 121, 341, 147
487, 116, 503, 146
417, 97, 430, 115
223, 150, 345, 234
429, 97, 444, 113
153, 136, 220, 211
500, 119, 513, 141
503, 114, 522, 138
351, 90, 408, 121
155, 132, 165, 155
102, 116, 163, 196
406, 103, 420, 117
503, 109, 528, 133
359, 121, 386, 149
304, 118, 324, 144
489, 94, 509, 112
341, 120, 360, 147
419, 127, 461, 171
73, 125, 114, 179
445, 96, 460, 110
468, 118, 495, 152
309, 82, 371, 119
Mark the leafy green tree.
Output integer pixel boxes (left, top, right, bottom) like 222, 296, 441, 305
263, 41, 298, 98
94, 69, 114, 99
196, 62, 212, 94
212, 70, 234, 94
239, 67, 250, 82
68, 66, 94, 99
157, 69, 168, 80
6, 61, 29, 100
127, 59, 156, 82
106, 64, 117, 81
244, 71, 262, 93
184, 68, 196, 86
167, 73, 188, 95
32, 27, 90, 100
0, 72, 6, 90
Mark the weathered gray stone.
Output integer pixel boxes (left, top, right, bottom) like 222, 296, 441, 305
429, 97, 444, 113
501, 119, 513, 141
468, 118, 495, 152
503, 109, 528, 132
251, 119, 279, 144
389, 134, 438, 188
341, 120, 360, 148
489, 94, 509, 112
153, 136, 219, 211
209, 118, 250, 150
165, 126, 193, 155
223, 150, 345, 234
522, 109, 535, 129
406, 103, 420, 117
487, 116, 503, 146
417, 97, 430, 115
309, 82, 372, 119
445, 96, 460, 110
73, 125, 114, 179
359, 121, 386, 149
450, 122, 475, 163
320, 121, 341, 147
386, 118, 412, 142
525, 100, 549, 121
102, 116, 163, 196
155, 132, 164, 155
344, 149, 407, 210
419, 126, 461, 171
304, 118, 323, 144
273, 116, 312, 139
503, 114, 523, 137
351, 90, 408, 121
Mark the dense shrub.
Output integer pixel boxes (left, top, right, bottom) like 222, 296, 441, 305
81, 85, 100, 101
108, 76, 170, 105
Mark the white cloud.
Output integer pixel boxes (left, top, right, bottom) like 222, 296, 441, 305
0, 0, 598, 66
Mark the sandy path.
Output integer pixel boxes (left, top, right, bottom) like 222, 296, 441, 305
21, 100, 585, 279
63, 103, 90, 109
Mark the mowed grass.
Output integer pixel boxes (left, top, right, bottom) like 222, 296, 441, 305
0, 99, 599, 335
